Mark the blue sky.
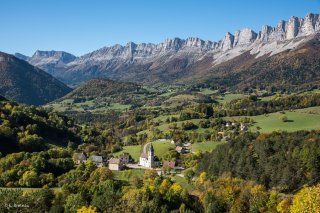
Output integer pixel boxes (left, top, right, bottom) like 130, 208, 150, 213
1, 0, 319, 56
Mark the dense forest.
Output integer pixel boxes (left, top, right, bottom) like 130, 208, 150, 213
198, 131, 320, 192
0, 99, 79, 154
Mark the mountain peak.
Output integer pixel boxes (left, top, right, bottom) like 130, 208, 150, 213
14, 53, 30, 61
234, 28, 258, 46
21, 12, 320, 86
32, 50, 76, 62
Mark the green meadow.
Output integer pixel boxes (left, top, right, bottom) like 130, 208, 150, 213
190, 141, 225, 153
228, 106, 320, 133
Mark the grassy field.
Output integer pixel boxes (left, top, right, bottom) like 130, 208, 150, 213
217, 93, 247, 104
228, 106, 320, 133
114, 140, 175, 162
137, 117, 217, 137
163, 94, 199, 107
171, 175, 194, 191
198, 88, 218, 95
113, 169, 145, 182
190, 141, 225, 153
156, 119, 203, 132
114, 145, 143, 161
153, 114, 179, 123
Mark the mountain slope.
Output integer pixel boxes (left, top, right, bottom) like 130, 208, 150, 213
0, 96, 80, 155
197, 33, 320, 91
0, 52, 72, 105
27, 50, 76, 76
20, 13, 320, 89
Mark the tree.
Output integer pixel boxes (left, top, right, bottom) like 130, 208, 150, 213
184, 169, 195, 183
19, 170, 40, 187
203, 191, 227, 213
143, 170, 158, 184
0, 120, 14, 137
167, 183, 183, 202
65, 193, 87, 213
86, 167, 113, 186
276, 198, 291, 213
290, 184, 320, 213
266, 190, 280, 213
132, 176, 144, 188
91, 180, 120, 212
39, 173, 55, 187
195, 172, 207, 187
279, 115, 288, 122
17, 131, 44, 151
24, 189, 55, 212
249, 185, 268, 213
163, 150, 179, 161
77, 206, 97, 213
159, 179, 172, 195
118, 188, 144, 212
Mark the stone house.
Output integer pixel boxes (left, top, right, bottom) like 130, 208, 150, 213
89, 155, 104, 167
74, 152, 87, 164
108, 158, 124, 171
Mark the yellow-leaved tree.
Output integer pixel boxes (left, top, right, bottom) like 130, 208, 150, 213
77, 206, 97, 213
290, 184, 320, 213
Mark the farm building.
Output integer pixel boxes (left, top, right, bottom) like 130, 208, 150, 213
108, 158, 124, 171
74, 152, 87, 164
89, 155, 104, 167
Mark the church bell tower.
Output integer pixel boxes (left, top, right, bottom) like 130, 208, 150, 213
148, 143, 154, 167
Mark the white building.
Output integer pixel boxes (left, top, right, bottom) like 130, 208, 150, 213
139, 143, 160, 168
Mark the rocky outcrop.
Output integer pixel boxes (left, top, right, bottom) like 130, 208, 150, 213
30, 50, 76, 64
221, 32, 235, 51
16, 13, 320, 85
234, 28, 258, 46
25, 50, 76, 75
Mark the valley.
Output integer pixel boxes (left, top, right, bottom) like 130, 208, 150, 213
0, 8, 320, 213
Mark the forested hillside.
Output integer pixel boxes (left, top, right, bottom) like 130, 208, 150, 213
0, 52, 71, 105
198, 131, 320, 192
0, 96, 80, 155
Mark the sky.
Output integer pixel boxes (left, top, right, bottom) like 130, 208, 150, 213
1, 0, 319, 56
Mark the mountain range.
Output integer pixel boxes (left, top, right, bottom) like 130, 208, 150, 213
15, 13, 320, 90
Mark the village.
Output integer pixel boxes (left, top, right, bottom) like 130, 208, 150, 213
74, 139, 189, 176
74, 121, 249, 176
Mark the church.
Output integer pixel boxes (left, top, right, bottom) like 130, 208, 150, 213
139, 143, 160, 168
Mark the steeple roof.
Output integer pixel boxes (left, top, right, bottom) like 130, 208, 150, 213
149, 143, 154, 153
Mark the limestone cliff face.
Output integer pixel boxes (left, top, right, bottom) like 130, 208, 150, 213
17, 13, 320, 85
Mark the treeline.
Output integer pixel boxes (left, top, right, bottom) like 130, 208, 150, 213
1, 168, 320, 212
64, 79, 144, 98
198, 131, 320, 192
0, 164, 202, 213
215, 93, 320, 117
195, 172, 320, 213
0, 148, 74, 188
0, 99, 125, 157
